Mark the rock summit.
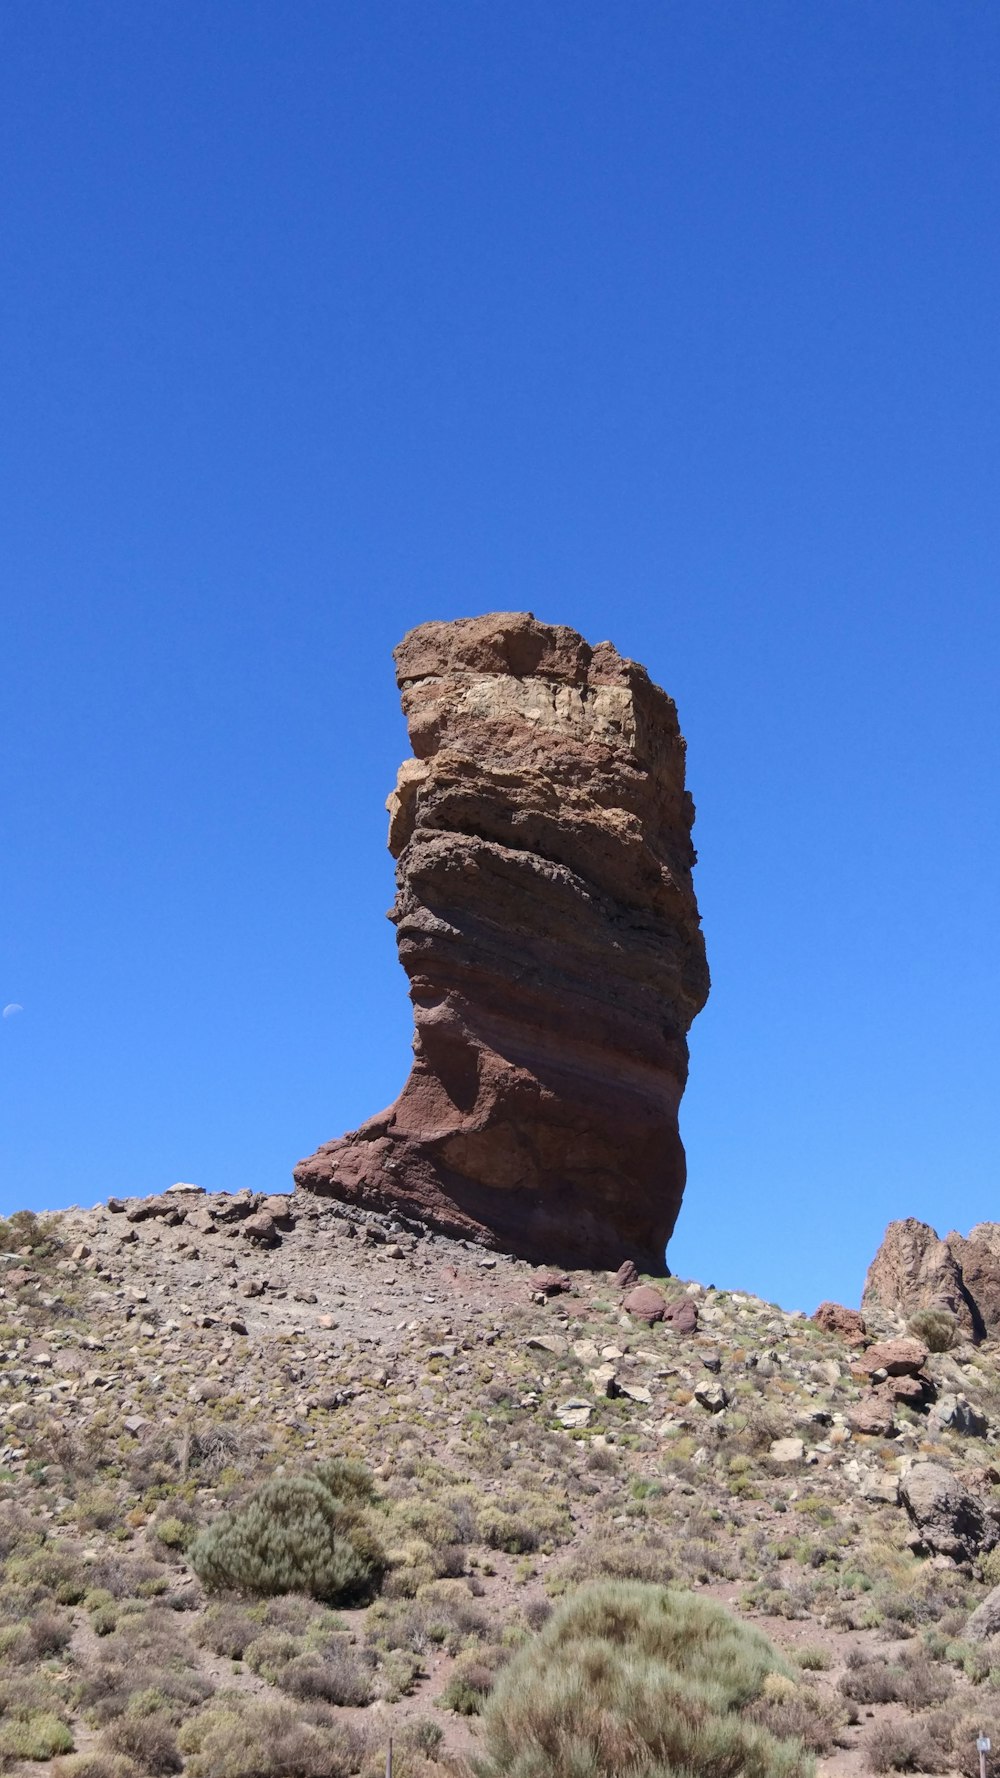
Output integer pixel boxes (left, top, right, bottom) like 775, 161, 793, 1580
295, 612, 709, 1269
864, 1218, 1000, 1344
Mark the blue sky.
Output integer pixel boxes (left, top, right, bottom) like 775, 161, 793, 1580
2, 2, 998, 1311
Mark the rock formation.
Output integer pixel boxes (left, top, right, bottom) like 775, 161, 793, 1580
294, 612, 709, 1270
863, 1218, 1000, 1344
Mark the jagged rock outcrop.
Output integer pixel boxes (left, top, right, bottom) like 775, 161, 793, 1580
294, 612, 709, 1270
863, 1218, 1000, 1344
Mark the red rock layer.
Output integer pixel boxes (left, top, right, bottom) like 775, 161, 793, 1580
294, 612, 709, 1271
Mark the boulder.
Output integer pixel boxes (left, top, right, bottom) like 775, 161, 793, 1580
622, 1285, 668, 1324
964, 1585, 1000, 1643
614, 1260, 640, 1289
555, 1399, 592, 1429
294, 613, 709, 1272
899, 1461, 1000, 1562
241, 1212, 279, 1247
812, 1301, 868, 1344
856, 1338, 928, 1378
848, 1392, 897, 1438
663, 1297, 698, 1335
928, 1394, 988, 1438
887, 1373, 933, 1406
694, 1381, 729, 1414
769, 1437, 805, 1465
533, 1272, 572, 1297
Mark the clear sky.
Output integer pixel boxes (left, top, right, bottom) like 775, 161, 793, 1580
3, 2, 999, 1311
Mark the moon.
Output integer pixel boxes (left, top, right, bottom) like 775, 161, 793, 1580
2, 1004, 23, 1018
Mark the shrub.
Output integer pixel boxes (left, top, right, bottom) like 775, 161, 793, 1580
278, 1645, 375, 1707
311, 1459, 377, 1506
796, 1646, 830, 1672
865, 1719, 944, 1773
244, 1632, 302, 1682
907, 1308, 958, 1353
439, 1646, 508, 1715
178, 1697, 367, 1778
194, 1603, 263, 1659
558, 1533, 675, 1589
103, 1711, 181, 1775
839, 1654, 951, 1708
188, 1476, 385, 1605
51, 1758, 136, 1778
745, 1676, 846, 1755
476, 1581, 811, 1778
0, 1710, 75, 1761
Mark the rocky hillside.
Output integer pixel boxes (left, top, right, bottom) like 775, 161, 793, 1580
5, 1187, 1000, 1778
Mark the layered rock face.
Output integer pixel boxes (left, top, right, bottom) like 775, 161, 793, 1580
863, 1218, 1000, 1344
294, 612, 709, 1271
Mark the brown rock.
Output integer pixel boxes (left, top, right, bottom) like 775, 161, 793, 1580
533, 1271, 571, 1297
294, 613, 709, 1272
900, 1461, 1000, 1562
663, 1296, 698, 1335
812, 1301, 868, 1343
848, 1390, 897, 1438
888, 1372, 933, 1406
862, 1218, 985, 1340
241, 1212, 279, 1247
622, 1285, 668, 1324
210, 1190, 257, 1224
614, 1261, 640, 1289
262, 1195, 296, 1228
856, 1337, 928, 1378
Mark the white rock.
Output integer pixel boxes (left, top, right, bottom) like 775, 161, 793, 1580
769, 1437, 805, 1465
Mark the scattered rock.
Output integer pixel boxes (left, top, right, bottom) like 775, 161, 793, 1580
929, 1393, 988, 1438
662, 1297, 698, 1335
614, 1261, 640, 1289
618, 1381, 653, 1404
812, 1301, 868, 1343
887, 1373, 932, 1406
526, 1335, 568, 1357
856, 1338, 928, 1378
964, 1584, 1000, 1643
694, 1381, 728, 1413
769, 1437, 805, 1465
555, 1399, 593, 1429
533, 1273, 572, 1298
900, 1461, 1000, 1562
622, 1286, 668, 1324
588, 1364, 619, 1397
848, 1392, 897, 1438
188, 1380, 226, 1403
242, 1213, 279, 1247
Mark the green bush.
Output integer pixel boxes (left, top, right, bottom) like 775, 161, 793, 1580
906, 1308, 958, 1353
0, 1710, 75, 1761
188, 1475, 385, 1605
178, 1697, 367, 1778
476, 1581, 813, 1778
439, 1647, 508, 1715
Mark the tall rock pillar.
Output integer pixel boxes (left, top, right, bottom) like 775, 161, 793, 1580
294, 612, 709, 1271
